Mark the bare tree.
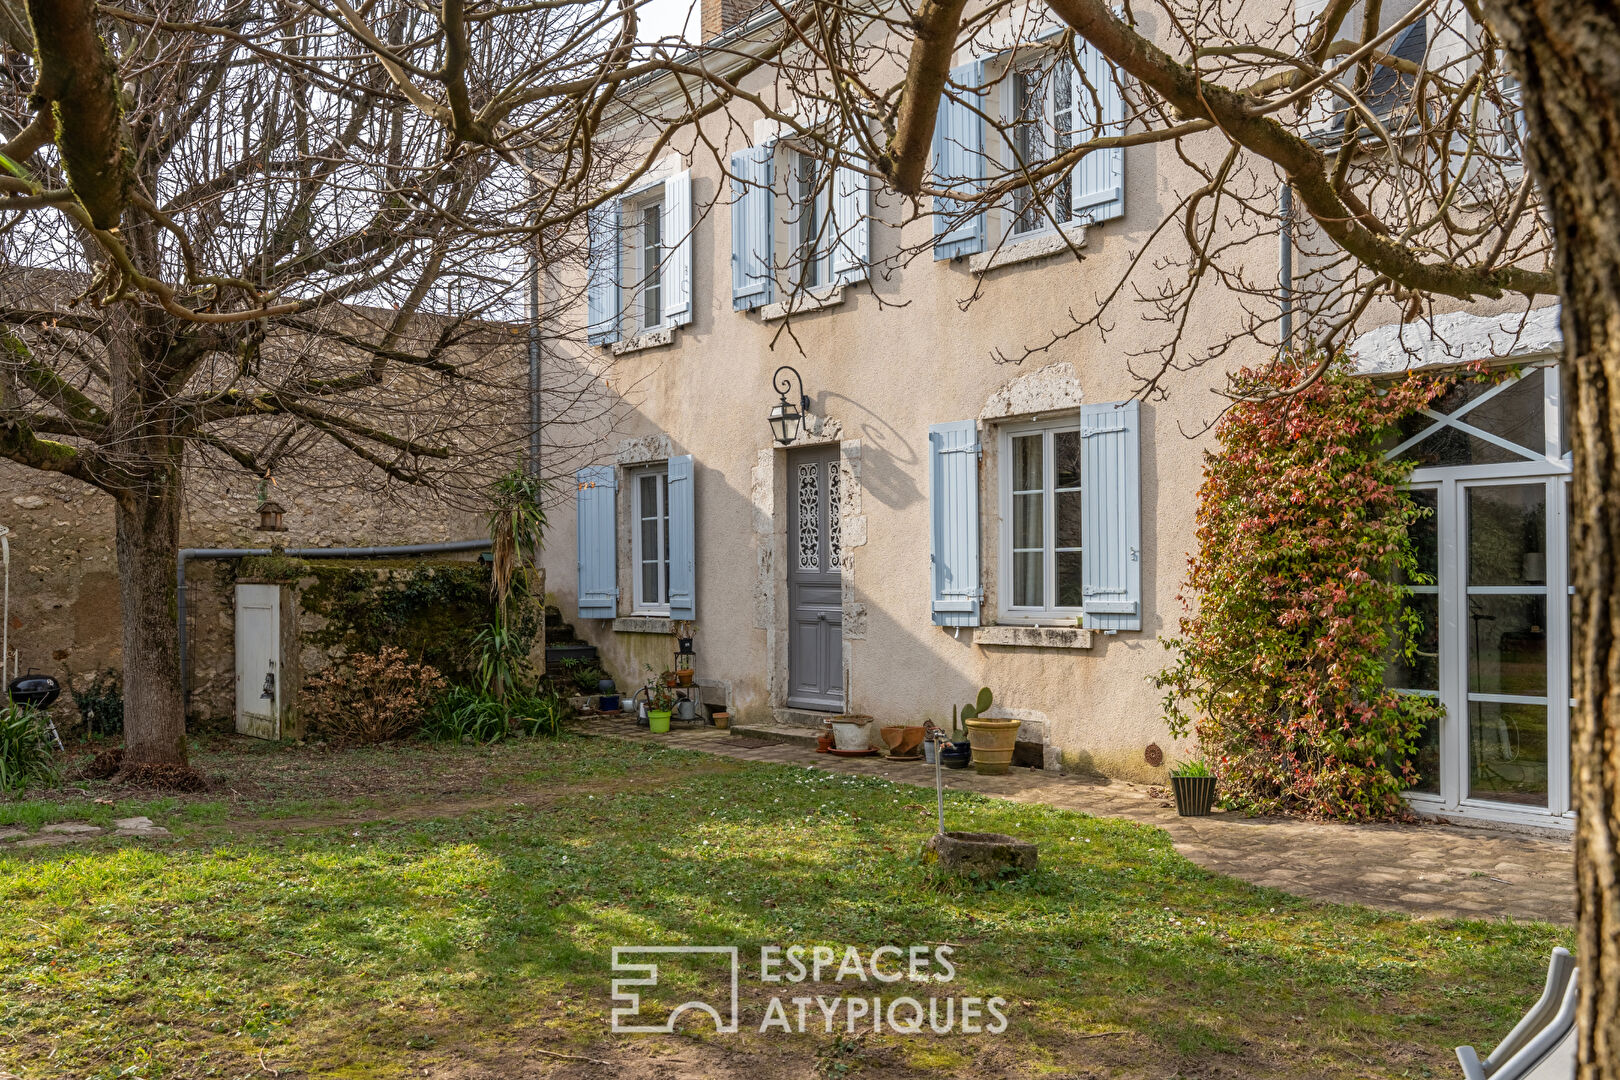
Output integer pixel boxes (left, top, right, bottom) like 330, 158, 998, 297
0, 0, 641, 777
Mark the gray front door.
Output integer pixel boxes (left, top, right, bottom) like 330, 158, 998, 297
787, 445, 844, 710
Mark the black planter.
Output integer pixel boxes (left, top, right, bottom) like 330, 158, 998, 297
940, 741, 972, 770
1170, 775, 1218, 817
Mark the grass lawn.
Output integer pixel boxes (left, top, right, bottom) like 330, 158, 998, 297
0, 733, 1571, 1079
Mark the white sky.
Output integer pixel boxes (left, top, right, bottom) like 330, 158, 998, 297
640, 0, 699, 44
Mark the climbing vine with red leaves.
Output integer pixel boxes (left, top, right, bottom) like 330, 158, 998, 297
1155, 352, 1481, 820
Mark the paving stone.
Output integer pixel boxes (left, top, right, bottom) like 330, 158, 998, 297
40, 823, 102, 835
16, 835, 78, 847
584, 718, 1576, 925
113, 817, 156, 831
0, 829, 28, 843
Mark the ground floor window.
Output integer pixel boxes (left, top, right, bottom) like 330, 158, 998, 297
631, 464, 670, 613
998, 420, 1084, 618
1388, 362, 1572, 824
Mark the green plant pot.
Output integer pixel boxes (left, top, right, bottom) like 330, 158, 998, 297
1170, 775, 1217, 817
647, 709, 671, 734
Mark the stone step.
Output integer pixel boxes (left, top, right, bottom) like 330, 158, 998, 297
771, 707, 839, 730
728, 724, 820, 749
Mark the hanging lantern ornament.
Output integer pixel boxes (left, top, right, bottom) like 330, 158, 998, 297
768, 365, 810, 446
256, 499, 288, 532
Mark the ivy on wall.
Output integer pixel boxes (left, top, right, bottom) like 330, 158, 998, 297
1154, 353, 1480, 820
236, 558, 541, 688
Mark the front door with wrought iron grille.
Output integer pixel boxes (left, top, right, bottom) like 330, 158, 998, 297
786, 445, 844, 710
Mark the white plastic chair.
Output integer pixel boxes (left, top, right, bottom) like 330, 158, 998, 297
1457, 947, 1577, 1080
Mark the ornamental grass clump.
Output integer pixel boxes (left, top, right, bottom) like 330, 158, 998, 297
1155, 351, 1472, 820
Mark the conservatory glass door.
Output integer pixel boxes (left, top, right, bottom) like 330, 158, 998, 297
1388, 361, 1572, 826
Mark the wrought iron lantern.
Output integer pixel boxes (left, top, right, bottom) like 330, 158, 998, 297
768, 365, 810, 446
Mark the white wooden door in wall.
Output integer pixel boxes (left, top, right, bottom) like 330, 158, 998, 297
786, 445, 844, 711
1387, 362, 1573, 828
235, 583, 282, 740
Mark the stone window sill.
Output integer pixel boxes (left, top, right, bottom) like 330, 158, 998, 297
610, 326, 676, 356
613, 615, 674, 634
968, 224, 1088, 274
760, 285, 847, 322
971, 625, 1093, 649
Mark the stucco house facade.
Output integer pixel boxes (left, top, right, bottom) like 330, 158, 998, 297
537, 0, 1573, 831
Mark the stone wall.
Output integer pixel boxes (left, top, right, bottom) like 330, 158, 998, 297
1, 462, 486, 731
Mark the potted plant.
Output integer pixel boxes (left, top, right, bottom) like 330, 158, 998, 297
674, 659, 695, 687
961, 688, 1020, 775
646, 679, 675, 734
1169, 759, 1218, 816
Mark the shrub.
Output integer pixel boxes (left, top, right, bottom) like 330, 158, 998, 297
1155, 351, 1464, 820
304, 647, 446, 746
72, 669, 124, 737
0, 703, 59, 791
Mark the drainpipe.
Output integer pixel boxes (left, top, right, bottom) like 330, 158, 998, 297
1279, 184, 1294, 347
176, 538, 492, 709
525, 149, 543, 478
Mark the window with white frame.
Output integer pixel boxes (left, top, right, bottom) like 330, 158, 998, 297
1000, 420, 1085, 617
1009, 58, 1075, 236
787, 148, 831, 292
1498, 75, 1528, 164
631, 464, 671, 612
585, 167, 693, 347
627, 192, 665, 332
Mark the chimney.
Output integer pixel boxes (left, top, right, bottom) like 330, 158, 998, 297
701, 0, 755, 40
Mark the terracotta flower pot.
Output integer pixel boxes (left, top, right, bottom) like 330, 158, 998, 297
965, 718, 1021, 775
676, 669, 694, 687
879, 725, 926, 758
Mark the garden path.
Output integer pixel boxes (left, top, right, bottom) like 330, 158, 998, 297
589, 718, 1575, 925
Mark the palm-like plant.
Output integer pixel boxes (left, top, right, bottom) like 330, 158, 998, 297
488, 470, 549, 615
482, 471, 549, 702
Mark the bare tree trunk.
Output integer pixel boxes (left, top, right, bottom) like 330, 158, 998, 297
115, 484, 186, 767
1483, 3, 1620, 1075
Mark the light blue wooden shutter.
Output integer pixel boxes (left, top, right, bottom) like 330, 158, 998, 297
666, 454, 696, 621
1072, 43, 1125, 223
661, 170, 694, 326
730, 146, 775, 310
830, 150, 870, 284
1080, 399, 1140, 630
575, 465, 617, 618
586, 202, 621, 344
928, 420, 981, 626
932, 62, 987, 260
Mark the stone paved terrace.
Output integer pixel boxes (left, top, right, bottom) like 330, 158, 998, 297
585, 718, 1576, 926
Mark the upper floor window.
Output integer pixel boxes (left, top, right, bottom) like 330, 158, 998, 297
585, 167, 693, 346
1498, 76, 1528, 164
788, 148, 831, 291
729, 142, 870, 311
1010, 59, 1076, 236
929, 44, 1125, 262
1000, 419, 1085, 616
629, 193, 665, 332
